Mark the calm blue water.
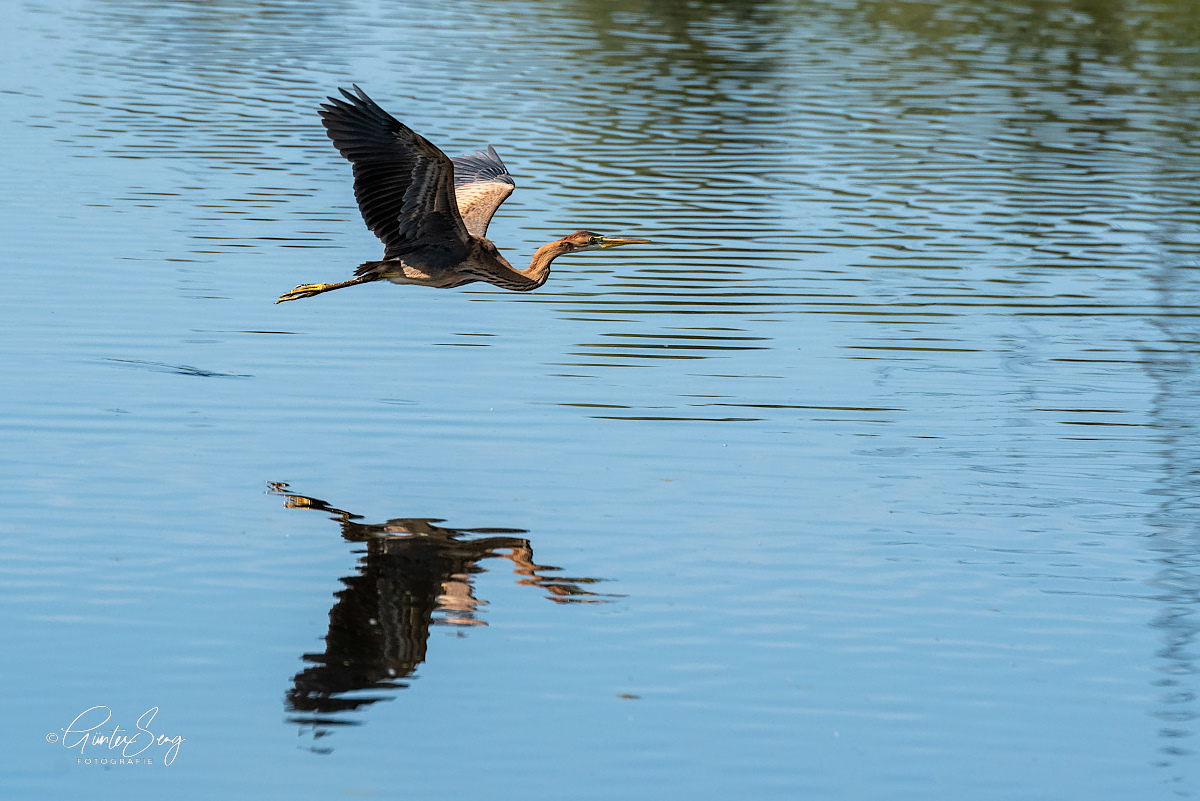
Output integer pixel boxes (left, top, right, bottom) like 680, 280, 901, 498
3, 0, 1199, 798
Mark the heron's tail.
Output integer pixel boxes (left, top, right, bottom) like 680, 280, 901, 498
353, 260, 399, 280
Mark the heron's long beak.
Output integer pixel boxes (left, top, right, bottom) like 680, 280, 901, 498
597, 236, 653, 248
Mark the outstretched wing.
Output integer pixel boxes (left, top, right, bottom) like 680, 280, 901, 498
451, 145, 516, 238
319, 86, 471, 261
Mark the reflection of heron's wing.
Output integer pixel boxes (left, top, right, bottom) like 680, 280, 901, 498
451, 146, 516, 238
320, 86, 471, 261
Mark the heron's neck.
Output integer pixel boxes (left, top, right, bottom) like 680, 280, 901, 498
521, 240, 574, 289
465, 237, 575, 291
475, 238, 571, 291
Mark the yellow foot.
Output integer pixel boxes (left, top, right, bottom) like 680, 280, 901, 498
275, 283, 330, 304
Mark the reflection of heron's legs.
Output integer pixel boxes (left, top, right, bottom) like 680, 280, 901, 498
268, 483, 361, 529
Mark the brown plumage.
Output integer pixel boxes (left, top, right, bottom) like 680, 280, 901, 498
276, 86, 650, 303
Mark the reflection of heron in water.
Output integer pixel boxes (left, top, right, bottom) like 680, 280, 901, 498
276, 86, 651, 303
268, 483, 614, 752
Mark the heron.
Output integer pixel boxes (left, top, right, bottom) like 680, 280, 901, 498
276, 86, 651, 303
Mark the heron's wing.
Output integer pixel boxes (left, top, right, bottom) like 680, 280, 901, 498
451, 145, 516, 238
319, 86, 471, 260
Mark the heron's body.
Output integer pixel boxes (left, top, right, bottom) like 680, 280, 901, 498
276, 86, 649, 303
355, 237, 561, 291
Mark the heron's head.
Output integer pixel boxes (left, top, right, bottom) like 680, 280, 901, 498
559, 230, 652, 254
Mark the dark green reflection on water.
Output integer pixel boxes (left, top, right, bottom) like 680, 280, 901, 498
268, 483, 614, 754
847, 0, 1200, 67
1142, 246, 1200, 779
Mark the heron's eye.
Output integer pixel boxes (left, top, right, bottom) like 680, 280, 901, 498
589, 236, 601, 245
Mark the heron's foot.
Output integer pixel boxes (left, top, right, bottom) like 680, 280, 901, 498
275, 283, 331, 304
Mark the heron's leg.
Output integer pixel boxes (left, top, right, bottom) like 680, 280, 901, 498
275, 275, 377, 304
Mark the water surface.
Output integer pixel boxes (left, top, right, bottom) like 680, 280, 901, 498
3, 1, 1200, 798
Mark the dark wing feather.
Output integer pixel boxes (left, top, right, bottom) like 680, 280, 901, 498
451, 145, 516, 238
319, 86, 471, 260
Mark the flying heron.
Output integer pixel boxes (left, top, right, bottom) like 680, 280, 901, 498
276, 86, 651, 303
